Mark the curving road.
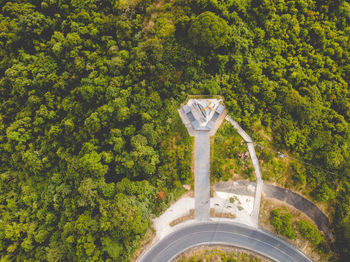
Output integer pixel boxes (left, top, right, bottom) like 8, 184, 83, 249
263, 184, 333, 242
139, 222, 312, 262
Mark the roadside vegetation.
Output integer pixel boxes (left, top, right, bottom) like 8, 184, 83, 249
269, 207, 329, 254
260, 198, 333, 261
0, 0, 350, 261
175, 246, 267, 262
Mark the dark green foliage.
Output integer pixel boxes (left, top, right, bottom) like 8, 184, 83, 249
0, 1, 191, 260
188, 11, 230, 50
335, 223, 350, 261
0, 0, 349, 260
313, 183, 336, 202
295, 220, 324, 246
270, 210, 327, 250
335, 181, 350, 260
291, 162, 307, 187
269, 208, 296, 239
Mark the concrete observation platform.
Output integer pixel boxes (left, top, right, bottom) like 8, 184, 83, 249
178, 98, 227, 220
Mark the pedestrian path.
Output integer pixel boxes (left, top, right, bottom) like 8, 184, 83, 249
178, 100, 227, 220
225, 115, 253, 143
225, 115, 263, 226
194, 132, 211, 220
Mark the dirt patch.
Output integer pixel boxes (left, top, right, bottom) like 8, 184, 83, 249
210, 208, 236, 219
173, 245, 271, 262
169, 209, 195, 227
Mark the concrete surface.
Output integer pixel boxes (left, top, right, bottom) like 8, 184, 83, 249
194, 132, 211, 220
152, 193, 256, 242
178, 101, 227, 220
214, 180, 256, 197
215, 191, 254, 215
153, 197, 195, 240
247, 142, 263, 225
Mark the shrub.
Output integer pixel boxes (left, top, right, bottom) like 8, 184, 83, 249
295, 220, 324, 246
269, 208, 296, 239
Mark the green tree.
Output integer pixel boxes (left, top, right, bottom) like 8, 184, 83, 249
313, 183, 336, 202
111, 194, 148, 239
188, 11, 230, 50
336, 223, 350, 261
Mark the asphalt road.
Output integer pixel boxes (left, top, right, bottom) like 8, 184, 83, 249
139, 222, 312, 262
263, 184, 333, 242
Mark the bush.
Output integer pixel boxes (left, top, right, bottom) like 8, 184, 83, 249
295, 220, 324, 246
269, 208, 296, 239
313, 183, 336, 202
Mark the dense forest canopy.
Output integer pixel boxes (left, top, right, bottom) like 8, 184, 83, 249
0, 0, 350, 261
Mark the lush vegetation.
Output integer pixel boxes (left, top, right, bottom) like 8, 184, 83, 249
296, 219, 324, 246
213, 121, 254, 181
0, 1, 194, 260
0, 0, 350, 260
269, 208, 327, 250
269, 207, 297, 239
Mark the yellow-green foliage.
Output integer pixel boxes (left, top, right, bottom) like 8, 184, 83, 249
213, 122, 254, 181
177, 248, 262, 262
0, 0, 350, 260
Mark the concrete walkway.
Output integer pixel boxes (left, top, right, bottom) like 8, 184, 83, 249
153, 197, 195, 239
225, 115, 252, 143
178, 104, 227, 220
152, 193, 256, 241
225, 115, 263, 226
194, 132, 211, 220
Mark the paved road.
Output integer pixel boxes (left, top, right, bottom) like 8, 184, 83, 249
194, 132, 211, 220
139, 222, 312, 262
264, 184, 333, 242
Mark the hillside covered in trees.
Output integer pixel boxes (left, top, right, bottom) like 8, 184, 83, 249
0, 0, 350, 261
